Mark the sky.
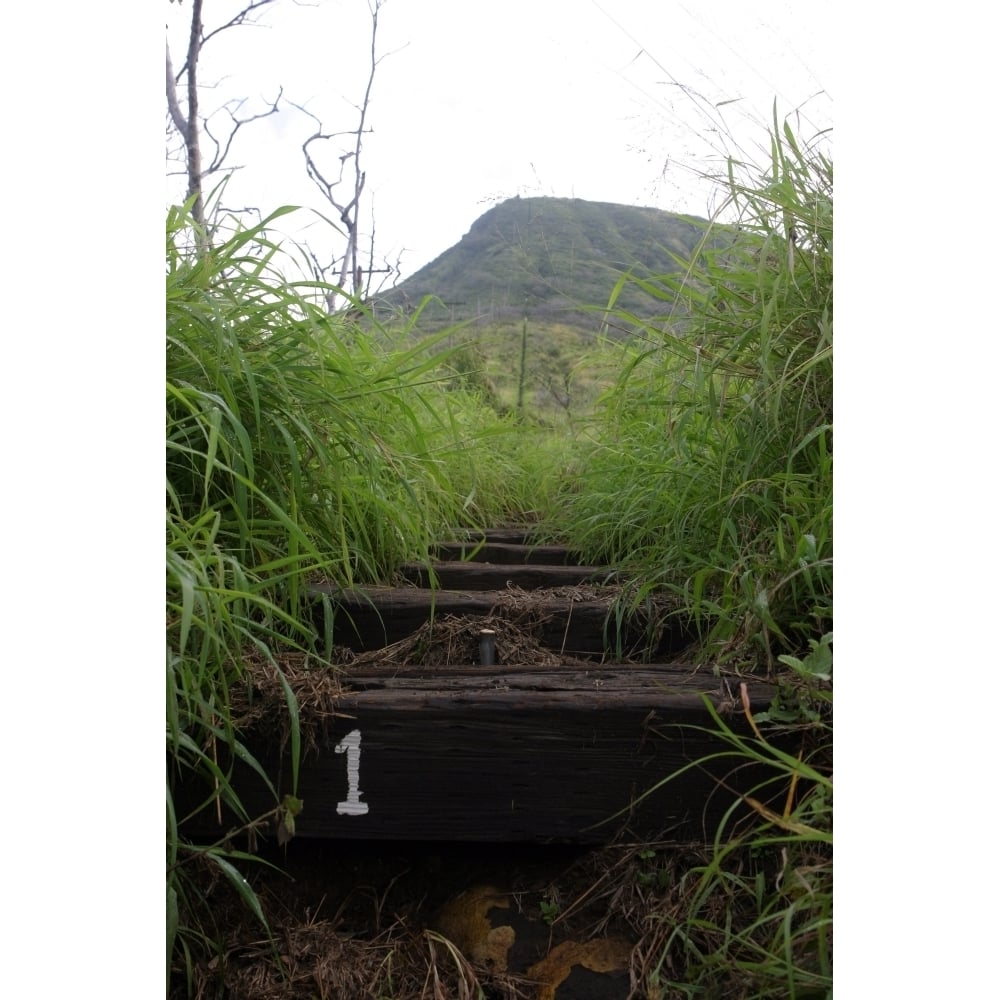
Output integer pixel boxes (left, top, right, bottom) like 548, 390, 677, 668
166, 0, 833, 285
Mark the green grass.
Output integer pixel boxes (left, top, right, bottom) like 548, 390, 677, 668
635, 680, 832, 999
543, 110, 832, 671
166, 200, 574, 992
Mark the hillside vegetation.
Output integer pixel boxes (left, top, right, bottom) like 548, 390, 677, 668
375, 196, 713, 333
373, 197, 725, 427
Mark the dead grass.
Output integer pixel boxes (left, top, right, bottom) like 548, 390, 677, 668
174, 829, 803, 1000
229, 609, 601, 753
177, 883, 540, 1000
351, 610, 595, 670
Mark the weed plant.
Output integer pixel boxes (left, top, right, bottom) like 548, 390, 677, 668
637, 661, 832, 1000
551, 112, 832, 671
166, 202, 554, 993
536, 112, 833, 996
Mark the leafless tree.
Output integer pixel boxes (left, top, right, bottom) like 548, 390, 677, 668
289, 0, 397, 312
166, 0, 397, 306
166, 0, 282, 229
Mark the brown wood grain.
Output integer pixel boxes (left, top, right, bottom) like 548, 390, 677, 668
398, 562, 619, 590
176, 527, 780, 844
431, 541, 586, 565
180, 665, 777, 843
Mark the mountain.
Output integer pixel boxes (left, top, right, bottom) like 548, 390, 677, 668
374, 196, 711, 334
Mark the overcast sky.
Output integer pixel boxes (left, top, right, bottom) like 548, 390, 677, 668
166, 0, 832, 283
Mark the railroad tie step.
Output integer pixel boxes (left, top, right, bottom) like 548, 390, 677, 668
398, 561, 619, 591
307, 582, 689, 658
432, 540, 586, 565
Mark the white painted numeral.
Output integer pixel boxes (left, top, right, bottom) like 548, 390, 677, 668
334, 728, 369, 816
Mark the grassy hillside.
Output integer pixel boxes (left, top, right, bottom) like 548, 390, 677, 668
374, 196, 713, 334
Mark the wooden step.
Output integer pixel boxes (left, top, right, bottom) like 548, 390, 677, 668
180, 663, 780, 843
449, 527, 549, 546
309, 583, 691, 658
432, 541, 583, 565
178, 525, 761, 846
398, 562, 618, 591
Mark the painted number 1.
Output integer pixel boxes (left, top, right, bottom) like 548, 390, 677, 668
335, 728, 369, 816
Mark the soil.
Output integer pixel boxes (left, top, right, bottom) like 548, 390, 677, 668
176, 831, 715, 1000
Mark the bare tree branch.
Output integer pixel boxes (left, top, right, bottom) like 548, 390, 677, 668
302, 245, 342, 314
183, 0, 206, 224
167, 0, 284, 235
340, 0, 383, 296
167, 0, 393, 286
289, 103, 374, 310
202, 88, 284, 176
364, 200, 400, 299
172, 0, 279, 82
287, 0, 388, 311
165, 42, 189, 143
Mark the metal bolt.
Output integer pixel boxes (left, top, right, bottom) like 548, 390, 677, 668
478, 628, 497, 666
